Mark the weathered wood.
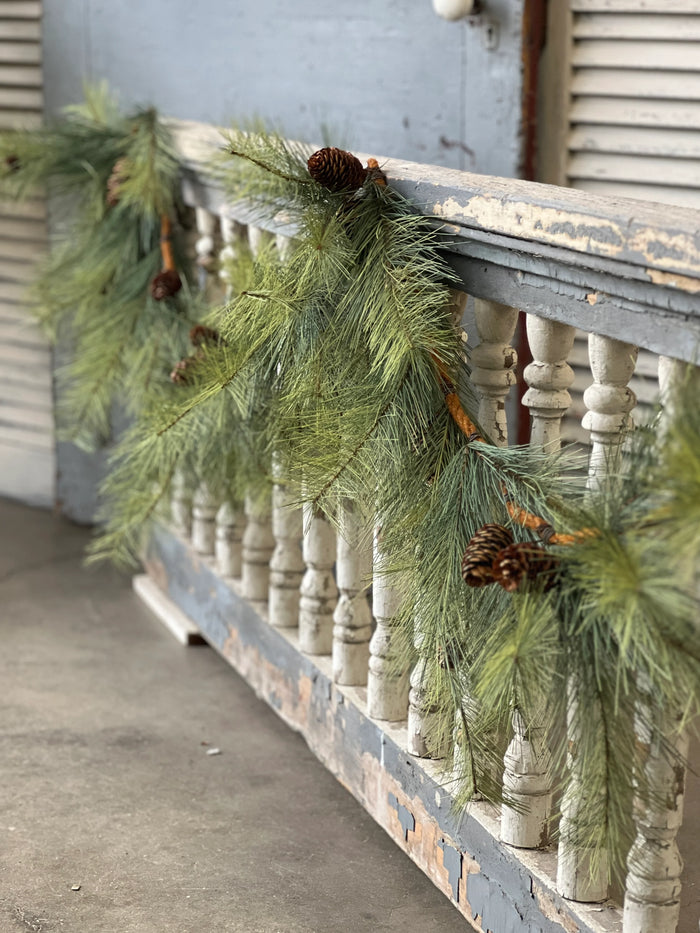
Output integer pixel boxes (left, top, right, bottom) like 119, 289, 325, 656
501, 706, 553, 850
170, 469, 192, 539
332, 500, 372, 685
241, 491, 274, 605
215, 500, 244, 579
367, 525, 409, 722
582, 334, 638, 487
523, 316, 576, 450
298, 503, 338, 655
268, 479, 304, 629
191, 481, 217, 556
472, 299, 518, 447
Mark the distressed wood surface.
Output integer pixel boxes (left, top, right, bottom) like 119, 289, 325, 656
169, 118, 700, 362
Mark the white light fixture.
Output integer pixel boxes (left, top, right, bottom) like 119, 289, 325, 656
432, 0, 477, 21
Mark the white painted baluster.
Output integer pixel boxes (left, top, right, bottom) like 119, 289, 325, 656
367, 526, 409, 721
558, 334, 638, 902
332, 501, 372, 684
215, 501, 244, 578
621, 355, 693, 933
241, 490, 275, 605
269, 476, 304, 629
191, 482, 217, 556
523, 317, 576, 450
219, 216, 247, 298
408, 290, 469, 757
471, 298, 519, 445
298, 503, 338, 654
501, 315, 575, 849
582, 334, 638, 487
171, 468, 193, 539
194, 207, 217, 289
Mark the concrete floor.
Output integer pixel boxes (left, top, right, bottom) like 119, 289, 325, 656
0, 498, 470, 933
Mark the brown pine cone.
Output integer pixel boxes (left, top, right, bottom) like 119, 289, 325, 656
492, 542, 559, 593
150, 269, 182, 301
189, 324, 222, 347
461, 524, 514, 587
307, 147, 368, 192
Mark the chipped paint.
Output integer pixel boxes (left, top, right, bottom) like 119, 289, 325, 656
586, 293, 598, 306
150, 526, 622, 933
646, 268, 700, 295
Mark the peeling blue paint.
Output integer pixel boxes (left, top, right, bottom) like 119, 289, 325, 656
388, 793, 415, 842
438, 838, 463, 902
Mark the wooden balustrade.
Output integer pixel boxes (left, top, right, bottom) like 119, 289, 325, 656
166, 118, 700, 933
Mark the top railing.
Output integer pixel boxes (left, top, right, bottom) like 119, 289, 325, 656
168, 117, 700, 362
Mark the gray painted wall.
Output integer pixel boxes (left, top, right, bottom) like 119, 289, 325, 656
43, 0, 525, 177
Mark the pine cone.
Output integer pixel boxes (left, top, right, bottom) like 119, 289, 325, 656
189, 324, 222, 347
492, 542, 559, 593
307, 147, 367, 192
461, 524, 514, 587
150, 269, 182, 301
106, 157, 130, 207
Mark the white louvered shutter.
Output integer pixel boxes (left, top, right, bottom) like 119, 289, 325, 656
0, 0, 52, 506
549, 0, 700, 445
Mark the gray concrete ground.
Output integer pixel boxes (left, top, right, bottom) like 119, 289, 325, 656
0, 498, 470, 933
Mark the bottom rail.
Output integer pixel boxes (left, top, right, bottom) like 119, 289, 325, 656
143, 524, 623, 933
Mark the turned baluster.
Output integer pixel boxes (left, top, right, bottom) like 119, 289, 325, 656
215, 501, 244, 578
558, 334, 637, 901
501, 315, 576, 849
194, 207, 217, 290
582, 334, 638, 488
191, 482, 217, 556
620, 356, 695, 933
332, 501, 372, 685
523, 316, 576, 450
367, 525, 409, 721
171, 468, 193, 539
408, 290, 468, 756
219, 216, 247, 298
298, 503, 338, 654
241, 490, 275, 605
269, 466, 304, 630
471, 298, 519, 445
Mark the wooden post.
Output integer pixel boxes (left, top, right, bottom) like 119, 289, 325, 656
471, 298, 519, 445
268, 477, 304, 629
367, 525, 409, 721
582, 334, 638, 487
170, 468, 193, 539
621, 356, 694, 933
215, 500, 244, 578
298, 503, 338, 654
408, 290, 467, 755
191, 481, 217, 556
241, 490, 274, 605
558, 334, 637, 901
194, 207, 217, 289
523, 316, 576, 450
500, 314, 572, 848
332, 500, 372, 685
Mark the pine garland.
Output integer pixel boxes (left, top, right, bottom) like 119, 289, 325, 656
0, 84, 199, 448
52, 122, 700, 884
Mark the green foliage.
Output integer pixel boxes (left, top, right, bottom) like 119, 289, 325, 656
0, 84, 197, 446
84, 124, 700, 884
